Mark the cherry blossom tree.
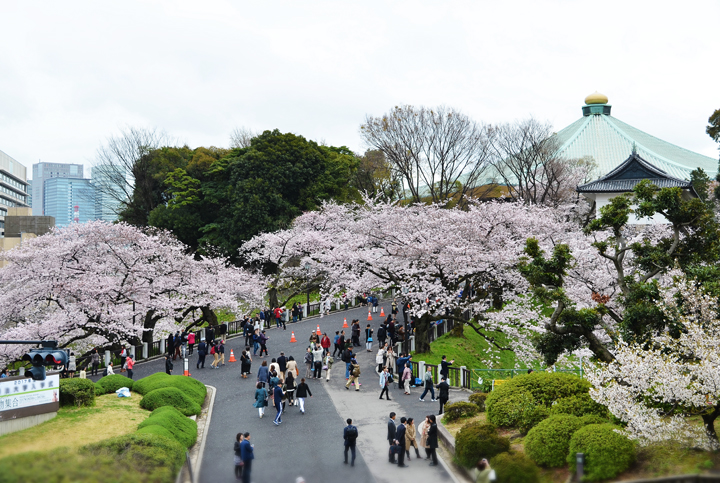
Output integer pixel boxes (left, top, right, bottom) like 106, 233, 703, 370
587, 273, 720, 450
0, 221, 264, 366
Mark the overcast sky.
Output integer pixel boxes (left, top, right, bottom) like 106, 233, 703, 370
2, 1, 719, 178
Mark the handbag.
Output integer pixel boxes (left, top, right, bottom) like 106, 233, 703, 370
264, 399, 269, 407
368, 337, 373, 342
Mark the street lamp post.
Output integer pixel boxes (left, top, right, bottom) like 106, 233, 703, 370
304, 262, 311, 313
401, 287, 409, 354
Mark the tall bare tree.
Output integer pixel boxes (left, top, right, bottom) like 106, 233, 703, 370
350, 150, 402, 202
92, 127, 170, 218
488, 118, 594, 206
229, 126, 258, 149
360, 105, 492, 205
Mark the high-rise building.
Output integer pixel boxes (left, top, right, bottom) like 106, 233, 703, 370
26, 179, 32, 208
0, 149, 30, 237
91, 164, 126, 222
32, 162, 84, 216
43, 177, 96, 227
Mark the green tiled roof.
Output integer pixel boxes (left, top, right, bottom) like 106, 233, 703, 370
554, 111, 717, 180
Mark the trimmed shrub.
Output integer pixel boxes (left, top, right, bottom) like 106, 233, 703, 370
524, 414, 583, 467
491, 452, 541, 483
579, 414, 609, 426
468, 392, 488, 412
59, 378, 95, 407
486, 390, 535, 428
518, 405, 550, 434
549, 393, 609, 419
443, 401, 479, 423
455, 422, 510, 468
133, 373, 206, 406
140, 387, 201, 416
486, 373, 589, 424
567, 424, 636, 481
137, 406, 198, 448
137, 424, 177, 441
95, 374, 134, 395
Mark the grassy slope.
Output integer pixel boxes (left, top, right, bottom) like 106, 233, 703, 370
412, 324, 518, 369
0, 392, 148, 458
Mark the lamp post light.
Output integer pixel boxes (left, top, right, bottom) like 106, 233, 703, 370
401, 287, 409, 354
304, 262, 311, 310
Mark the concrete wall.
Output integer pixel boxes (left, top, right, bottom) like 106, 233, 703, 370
4, 215, 55, 237
0, 411, 57, 437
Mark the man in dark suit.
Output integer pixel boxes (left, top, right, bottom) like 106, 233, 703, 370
437, 376, 450, 415
387, 412, 397, 463
343, 418, 358, 466
440, 355, 454, 381
277, 352, 287, 376
196, 339, 207, 369
395, 417, 408, 467
240, 432, 254, 483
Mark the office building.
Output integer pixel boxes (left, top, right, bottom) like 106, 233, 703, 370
91, 164, 126, 222
32, 162, 84, 216
0, 149, 30, 237
43, 177, 96, 227
0, 207, 54, 267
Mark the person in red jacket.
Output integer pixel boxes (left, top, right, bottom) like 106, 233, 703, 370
273, 307, 285, 330
320, 333, 331, 356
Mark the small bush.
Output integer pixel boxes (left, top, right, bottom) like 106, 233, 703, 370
443, 401, 479, 422
140, 387, 201, 416
486, 390, 535, 428
59, 378, 95, 407
550, 393, 608, 419
133, 373, 206, 406
95, 374, 134, 395
455, 422, 510, 468
518, 405, 550, 434
491, 452, 541, 483
579, 414, 608, 426
525, 414, 583, 467
137, 424, 177, 441
486, 372, 589, 424
568, 424, 636, 481
137, 406, 198, 448
469, 392, 488, 412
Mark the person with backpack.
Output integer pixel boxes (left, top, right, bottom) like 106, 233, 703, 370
345, 358, 361, 390
343, 418, 359, 466
379, 366, 392, 400
419, 367, 436, 401
197, 339, 207, 369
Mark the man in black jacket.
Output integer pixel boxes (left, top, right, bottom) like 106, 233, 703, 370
440, 355, 454, 381
427, 414, 439, 466
166, 333, 174, 357
277, 352, 287, 377
165, 353, 173, 375
437, 376, 450, 415
395, 417, 407, 467
387, 412, 397, 463
196, 339, 207, 369
343, 418, 358, 466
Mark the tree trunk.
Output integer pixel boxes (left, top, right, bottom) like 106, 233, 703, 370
142, 310, 158, 344
451, 308, 464, 337
200, 306, 218, 327
413, 314, 433, 353
268, 287, 279, 309
702, 405, 720, 447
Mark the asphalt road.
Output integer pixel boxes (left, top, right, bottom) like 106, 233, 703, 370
97, 303, 461, 483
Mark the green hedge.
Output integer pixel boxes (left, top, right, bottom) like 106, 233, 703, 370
491, 452, 541, 483
137, 406, 198, 448
549, 393, 608, 419
133, 373, 206, 406
567, 424, 636, 481
140, 387, 201, 416
136, 425, 178, 443
0, 433, 184, 483
579, 414, 609, 426
524, 414, 583, 467
59, 378, 95, 407
518, 405, 549, 434
468, 392, 488, 412
455, 422, 510, 468
443, 401, 479, 423
95, 374, 134, 395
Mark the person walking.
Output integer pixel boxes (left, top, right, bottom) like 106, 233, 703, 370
419, 367, 436, 402
419, 416, 431, 459
321, 333, 331, 356
197, 339, 207, 369
296, 377, 312, 414
365, 324, 373, 352
284, 372, 296, 407
402, 363, 412, 395
218, 340, 226, 366
67, 352, 77, 378
405, 417, 421, 461
333, 331, 341, 357
324, 352, 333, 382
259, 331, 269, 357
240, 351, 251, 378
272, 382, 284, 425
395, 417, 407, 467
90, 349, 100, 376
304, 347, 313, 378
337, 331, 346, 355
240, 432, 254, 483
125, 354, 135, 380
352, 320, 361, 347
253, 382, 268, 418
376, 346, 386, 373
379, 367, 392, 400
437, 376, 450, 415
166, 333, 175, 360
312, 345, 323, 379
286, 355, 298, 379
257, 360, 269, 388
209, 340, 220, 369
173, 332, 182, 360
342, 346, 353, 379
427, 415, 439, 466
165, 353, 174, 375
187, 331, 196, 356
377, 323, 387, 348
119, 347, 127, 372
234, 433, 245, 480
386, 347, 396, 377
252, 329, 260, 356
387, 412, 397, 462
277, 352, 287, 383
345, 357, 360, 390
343, 418, 359, 466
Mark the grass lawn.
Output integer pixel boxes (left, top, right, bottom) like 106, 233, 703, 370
0, 392, 149, 458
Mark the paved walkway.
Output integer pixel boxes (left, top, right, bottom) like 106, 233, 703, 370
91, 303, 462, 483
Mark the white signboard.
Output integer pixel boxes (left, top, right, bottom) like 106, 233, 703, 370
0, 374, 60, 412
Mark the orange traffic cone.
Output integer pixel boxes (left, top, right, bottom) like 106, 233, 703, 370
367, 310, 373, 321
228, 350, 237, 362
380, 307, 385, 317
290, 331, 297, 343
316, 325, 321, 336
343, 318, 348, 328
